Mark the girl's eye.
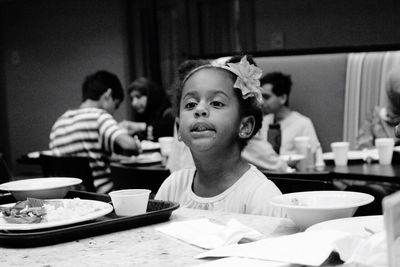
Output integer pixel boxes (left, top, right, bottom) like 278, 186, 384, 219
210, 101, 225, 108
184, 101, 197, 109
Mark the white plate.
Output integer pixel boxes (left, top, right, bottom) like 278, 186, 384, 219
27, 150, 53, 158
323, 149, 379, 161
140, 141, 161, 151
120, 152, 162, 165
0, 177, 82, 191
306, 215, 384, 237
279, 154, 305, 162
0, 199, 113, 231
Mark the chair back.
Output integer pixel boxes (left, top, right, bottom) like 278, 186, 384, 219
110, 163, 170, 196
268, 177, 334, 194
39, 154, 96, 192
0, 153, 11, 184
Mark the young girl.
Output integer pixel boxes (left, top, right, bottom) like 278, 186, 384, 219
155, 56, 284, 217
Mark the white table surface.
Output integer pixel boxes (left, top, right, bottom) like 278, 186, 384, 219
0, 207, 300, 266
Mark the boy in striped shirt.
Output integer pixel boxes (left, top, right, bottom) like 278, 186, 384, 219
50, 70, 140, 193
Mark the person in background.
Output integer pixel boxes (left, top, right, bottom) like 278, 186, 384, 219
156, 56, 285, 217
119, 77, 174, 141
259, 72, 320, 155
49, 70, 141, 193
356, 65, 400, 149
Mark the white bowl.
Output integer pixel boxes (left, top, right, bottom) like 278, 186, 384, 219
0, 177, 82, 201
270, 191, 374, 230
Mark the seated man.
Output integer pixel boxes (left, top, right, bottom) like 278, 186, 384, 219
258, 72, 320, 155
49, 70, 141, 193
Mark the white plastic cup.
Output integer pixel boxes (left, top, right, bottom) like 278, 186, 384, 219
158, 137, 174, 157
331, 142, 350, 166
375, 138, 394, 165
294, 136, 311, 156
294, 136, 311, 170
109, 189, 151, 216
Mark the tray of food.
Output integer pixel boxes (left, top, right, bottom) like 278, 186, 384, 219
0, 190, 179, 247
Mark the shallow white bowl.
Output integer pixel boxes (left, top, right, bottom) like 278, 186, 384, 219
270, 191, 374, 230
0, 177, 82, 201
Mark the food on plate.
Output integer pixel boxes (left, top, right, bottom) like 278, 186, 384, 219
0, 198, 103, 224
0, 198, 46, 224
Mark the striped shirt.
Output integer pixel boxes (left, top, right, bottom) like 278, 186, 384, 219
49, 107, 126, 193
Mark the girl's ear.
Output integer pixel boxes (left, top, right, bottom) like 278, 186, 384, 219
175, 118, 182, 141
175, 118, 180, 132
239, 115, 255, 139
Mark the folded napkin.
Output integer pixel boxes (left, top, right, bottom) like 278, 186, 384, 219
194, 257, 291, 267
346, 231, 388, 267
155, 218, 263, 249
196, 230, 363, 266
197, 230, 388, 267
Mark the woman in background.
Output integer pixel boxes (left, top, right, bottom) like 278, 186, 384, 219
356, 65, 400, 149
120, 77, 174, 140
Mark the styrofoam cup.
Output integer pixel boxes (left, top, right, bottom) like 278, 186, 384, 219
294, 136, 310, 156
331, 142, 349, 166
158, 137, 174, 157
375, 138, 394, 165
109, 189, 151, 216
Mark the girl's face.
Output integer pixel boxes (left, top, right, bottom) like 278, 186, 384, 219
260, 83, 285, 114
178, 68, 242, 152
130, 91, 148, 114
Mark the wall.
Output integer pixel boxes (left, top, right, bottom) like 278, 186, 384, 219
254, 0, 400, 50
1, 0, 128, 173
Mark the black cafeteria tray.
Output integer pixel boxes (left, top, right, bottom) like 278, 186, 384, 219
0, 190, 179, 248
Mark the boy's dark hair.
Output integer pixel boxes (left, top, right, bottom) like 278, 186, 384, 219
260, 72, 292, 106
173, 56, 263, 149
82, 70, 124, 102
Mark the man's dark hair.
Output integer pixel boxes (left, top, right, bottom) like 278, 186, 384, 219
260, 72, 292, 106
82, 70, 124, 102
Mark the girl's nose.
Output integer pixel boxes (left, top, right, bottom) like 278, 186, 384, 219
194, 102, 209, 118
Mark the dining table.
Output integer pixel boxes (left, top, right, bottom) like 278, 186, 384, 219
263, 159, 400, 185
0, 207, 301, 266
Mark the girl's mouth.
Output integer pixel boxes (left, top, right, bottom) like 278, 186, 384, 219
190, 122, 215, 133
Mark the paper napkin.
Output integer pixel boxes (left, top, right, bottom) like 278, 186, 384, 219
194, 257, 291, 267
196, 230, 363, 266
155, 218, 263, 249
345, 231, 388, 267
